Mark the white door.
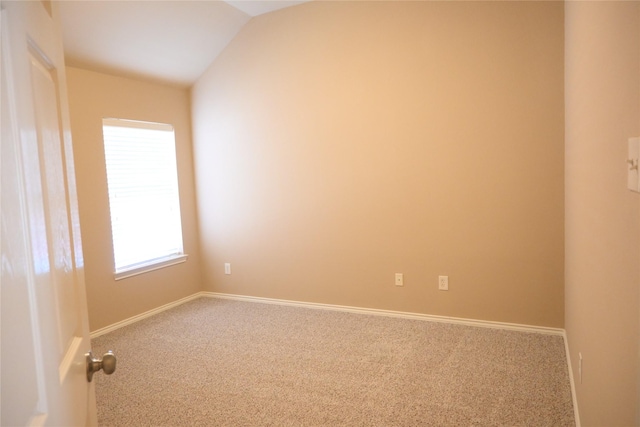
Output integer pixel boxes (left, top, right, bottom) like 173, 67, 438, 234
1, 1, 98, 425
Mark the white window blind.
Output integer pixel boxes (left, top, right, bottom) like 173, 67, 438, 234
102, 118, 185, 277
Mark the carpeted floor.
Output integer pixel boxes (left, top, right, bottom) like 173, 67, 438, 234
92, 297, 575, 426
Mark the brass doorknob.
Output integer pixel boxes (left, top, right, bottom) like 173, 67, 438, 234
85, 350, 117, 382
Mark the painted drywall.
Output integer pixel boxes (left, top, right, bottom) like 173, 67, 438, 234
192, 1, 565, 327
565, 2, 640, 425
65, 67, 202, 331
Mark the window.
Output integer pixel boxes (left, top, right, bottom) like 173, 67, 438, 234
102, 118, 186, 279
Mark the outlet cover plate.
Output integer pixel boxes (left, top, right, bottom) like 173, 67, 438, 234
395, 273, 403, 287
628, 137, 639, 193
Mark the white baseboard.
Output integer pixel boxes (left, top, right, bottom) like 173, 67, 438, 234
89, 293, 202, 338
562, 332, 582, 427
90, 291, 565, 338
202, 291, 565, 336
89, 290, 579, 425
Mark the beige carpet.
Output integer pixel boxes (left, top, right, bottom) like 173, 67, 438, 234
92, 297, 575, 426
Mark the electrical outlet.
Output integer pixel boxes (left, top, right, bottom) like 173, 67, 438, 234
438, 275, 448, 291
224, 263, 231, 275
628, 137, 640, 192
395, 273, 403, 287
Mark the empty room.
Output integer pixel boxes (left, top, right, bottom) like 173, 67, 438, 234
1, 0, 639, 426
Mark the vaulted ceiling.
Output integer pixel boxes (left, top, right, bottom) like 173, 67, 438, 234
58, 1, 310, 87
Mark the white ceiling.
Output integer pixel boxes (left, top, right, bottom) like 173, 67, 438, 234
59, 1, 310, 87
224, 0, 310, 17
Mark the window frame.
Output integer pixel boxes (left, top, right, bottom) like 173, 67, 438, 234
101, 117, 188, 280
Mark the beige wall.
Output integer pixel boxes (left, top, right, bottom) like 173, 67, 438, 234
191, 1, 565, 327
565, 2, 640, 425
66, 67, 202, 331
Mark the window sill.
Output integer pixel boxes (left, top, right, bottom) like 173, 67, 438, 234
114, 254, 188, 281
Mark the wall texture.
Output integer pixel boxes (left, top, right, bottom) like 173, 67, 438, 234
565, 2, 640, 425
191, 1, 565, 327
66, 67, 202, 331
